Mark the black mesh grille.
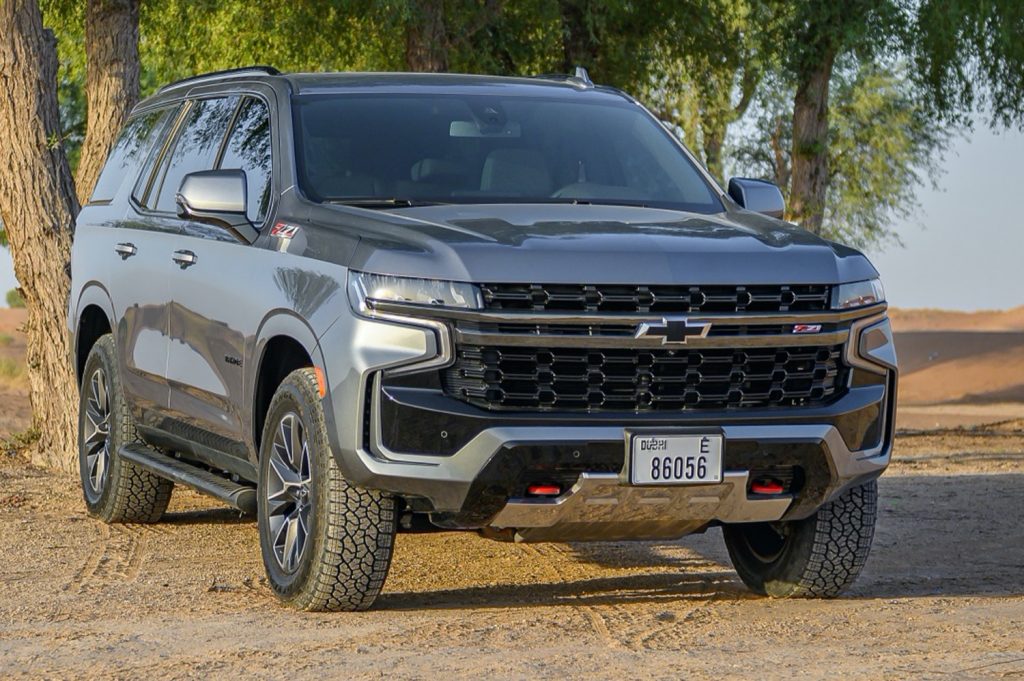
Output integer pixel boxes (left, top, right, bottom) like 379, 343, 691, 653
480, 283, 831, 313
443, 345, 846, 411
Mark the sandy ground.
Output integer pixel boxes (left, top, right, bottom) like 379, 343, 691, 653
1, 430, 1022, 679
1, 307, 1023, 678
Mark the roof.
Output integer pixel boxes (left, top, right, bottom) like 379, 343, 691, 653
152, 67, 632, 103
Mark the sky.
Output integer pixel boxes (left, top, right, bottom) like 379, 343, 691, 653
1, 125, 1022, 311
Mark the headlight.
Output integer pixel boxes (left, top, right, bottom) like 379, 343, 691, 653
347, 270, 482, 314
831, 278, 885, 310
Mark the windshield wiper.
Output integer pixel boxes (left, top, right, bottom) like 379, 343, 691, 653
554, 198, 650, 208
327, 197, 448, 209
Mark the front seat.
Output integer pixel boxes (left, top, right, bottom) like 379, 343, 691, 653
304, 137, 381, 198
479, 148, 552, 197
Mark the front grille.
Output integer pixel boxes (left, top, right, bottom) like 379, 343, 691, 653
443, 345, 846, 411
480, 283, 831, 313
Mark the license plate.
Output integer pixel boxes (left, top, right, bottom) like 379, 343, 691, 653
628, 432, 723, 485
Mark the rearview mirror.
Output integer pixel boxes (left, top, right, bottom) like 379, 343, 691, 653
727, 177, 785, 219
176, 169, 258, 242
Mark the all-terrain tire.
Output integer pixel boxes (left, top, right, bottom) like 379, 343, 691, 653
257, 368, 396, 612
723, 480, 877, 598
78, 334, 173, 523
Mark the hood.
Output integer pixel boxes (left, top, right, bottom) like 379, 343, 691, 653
340, 203, 877, 285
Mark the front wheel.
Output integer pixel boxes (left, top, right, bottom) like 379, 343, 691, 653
723, 480, 878, 598
257, 368, 396, 611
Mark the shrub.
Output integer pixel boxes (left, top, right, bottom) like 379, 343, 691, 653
0, 357, 24, 384
6, 288, 25, 309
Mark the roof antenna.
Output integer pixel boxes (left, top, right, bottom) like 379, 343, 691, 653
573, 66, 593, 87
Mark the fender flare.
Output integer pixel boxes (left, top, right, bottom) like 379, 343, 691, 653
248, 309, 330, 442
71, 282, 117, 375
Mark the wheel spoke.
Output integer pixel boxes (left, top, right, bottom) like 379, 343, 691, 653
282, 515, 299, 571
91, 445, 107, 491
278, 417, 294, 466
289, 417, 304, 473
269, 451, 300, 487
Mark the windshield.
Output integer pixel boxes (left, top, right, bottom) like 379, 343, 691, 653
293, 92, 722, 213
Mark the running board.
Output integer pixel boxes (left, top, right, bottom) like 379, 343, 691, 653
119, 444, 257, 514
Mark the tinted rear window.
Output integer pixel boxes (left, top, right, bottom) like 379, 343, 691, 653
89, 108, 173, 203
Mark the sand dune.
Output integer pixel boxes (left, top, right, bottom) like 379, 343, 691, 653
889, 305, 1024, 332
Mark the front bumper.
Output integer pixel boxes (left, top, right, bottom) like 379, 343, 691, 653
317, 302, 896, 542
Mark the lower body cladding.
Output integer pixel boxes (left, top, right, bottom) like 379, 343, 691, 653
319, 310, 897, 543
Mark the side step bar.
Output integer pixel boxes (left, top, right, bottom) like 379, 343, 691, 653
119, 444, 257, 514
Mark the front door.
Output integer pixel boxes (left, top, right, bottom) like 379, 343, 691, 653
163, 95, 275, 460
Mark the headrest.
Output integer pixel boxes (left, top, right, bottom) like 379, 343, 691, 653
480, 148, 552, 196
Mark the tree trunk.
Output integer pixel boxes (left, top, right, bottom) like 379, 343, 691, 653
788, 50, 835, 233
405, 0, 448, 72
0, 0, 80, 471
699, 119, 725, 183
74, 0, 140, 205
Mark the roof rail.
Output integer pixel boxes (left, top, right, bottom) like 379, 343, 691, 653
158, 65, 281, 94
528, 66, 594, 88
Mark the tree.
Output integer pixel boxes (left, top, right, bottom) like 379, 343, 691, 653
731, 61, 948, 250
781, 0, 904, 233
912, 0, 1024, 130
74, 0, 140, 204
0, 0, 80, 469
642, 0, 781, 181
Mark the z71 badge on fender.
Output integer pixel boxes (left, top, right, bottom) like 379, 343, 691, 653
270, 222, 299, 239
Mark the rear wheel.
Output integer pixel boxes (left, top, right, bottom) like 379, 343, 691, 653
78, 334, 173, 523
257, 368, 396, 611
723, 480, 877, 598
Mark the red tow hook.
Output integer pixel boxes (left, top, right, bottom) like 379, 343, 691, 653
526, 484, 562, 497
750, 479, 785, 495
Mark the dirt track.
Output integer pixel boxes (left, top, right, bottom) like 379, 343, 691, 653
1, 428, 1022, 679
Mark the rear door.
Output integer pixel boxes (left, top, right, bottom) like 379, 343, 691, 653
79, 105, 179, 425
162, 95, 275, 460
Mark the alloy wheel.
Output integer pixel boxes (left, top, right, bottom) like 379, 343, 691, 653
265, 412, 313, 573
82, 367, 111, 495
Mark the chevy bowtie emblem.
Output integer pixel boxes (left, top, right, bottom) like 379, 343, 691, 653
634, 316, 711, 344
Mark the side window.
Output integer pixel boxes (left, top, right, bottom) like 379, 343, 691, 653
218, 97, 272, 224
89, 108, 172, 204
149, 96, 238, 213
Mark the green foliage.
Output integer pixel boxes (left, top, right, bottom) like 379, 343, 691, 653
912, 0, 1024, 130
642, 0, 784, 181
729, 61, 949, 250
0, 333, 13, 347
41, 1, 86, 171
6, 289, 25, 309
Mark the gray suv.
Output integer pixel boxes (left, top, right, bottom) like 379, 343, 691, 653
68, 67, 897, 611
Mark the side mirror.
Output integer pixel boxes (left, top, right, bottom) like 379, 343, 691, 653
727, 177, 785, 219
176, 169, 258, 242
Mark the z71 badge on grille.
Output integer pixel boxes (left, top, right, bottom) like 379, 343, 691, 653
634, 316, 711, 344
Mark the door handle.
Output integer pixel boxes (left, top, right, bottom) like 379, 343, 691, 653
114, 242, 137, 260
172, 250, 198, 269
